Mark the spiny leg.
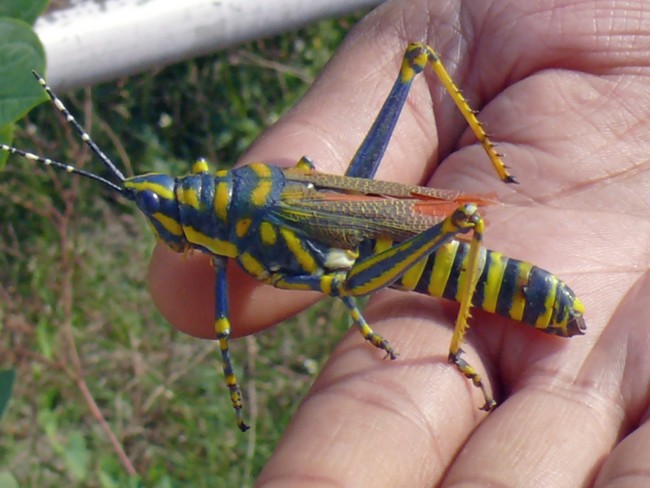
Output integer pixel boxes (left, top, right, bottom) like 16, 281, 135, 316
270, 205, 492, 384
212, 256, 249, 431
268, 272, 398, 359
338, 205, 485, 364
341, 296, 397, 359
269, 203, 486, 361
445, 211, 496, 411
415, 43, 515, 184
346, 42, 515, 183
341, 203, 496, 409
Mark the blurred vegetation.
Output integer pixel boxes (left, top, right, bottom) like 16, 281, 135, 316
0, 14, 364, 487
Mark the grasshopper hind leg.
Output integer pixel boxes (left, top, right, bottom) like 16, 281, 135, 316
346, 42, 515, 183
444, 208, 497, 411
448, 350, 496, 411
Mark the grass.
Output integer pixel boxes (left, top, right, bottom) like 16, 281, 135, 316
0, 15, 363, 487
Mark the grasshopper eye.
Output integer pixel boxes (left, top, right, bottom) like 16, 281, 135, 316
136, 190, 160, 214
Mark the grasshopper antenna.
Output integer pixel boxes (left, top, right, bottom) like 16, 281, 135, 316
31, 70, 126, 182
1, 71, 127, 195
0, 144, 125, 194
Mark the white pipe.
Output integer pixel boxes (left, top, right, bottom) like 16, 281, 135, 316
35, 0, 384, 92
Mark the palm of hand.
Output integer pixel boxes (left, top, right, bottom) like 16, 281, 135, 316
150, 1, 650, 485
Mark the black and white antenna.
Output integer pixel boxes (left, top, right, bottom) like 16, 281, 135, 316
1, 71, 127, 195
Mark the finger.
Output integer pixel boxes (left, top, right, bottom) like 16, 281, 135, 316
594, 421, 650, 487
257, 291, 492, 487
148, 245, 321, 338
442, 269, 650, 486
591, 274, 650, 487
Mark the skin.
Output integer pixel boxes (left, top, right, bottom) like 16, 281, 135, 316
149, 0, 650, 486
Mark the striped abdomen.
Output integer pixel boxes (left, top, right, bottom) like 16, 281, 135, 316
391, 239, 586, 337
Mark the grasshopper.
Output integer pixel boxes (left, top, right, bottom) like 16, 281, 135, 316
2, 43, 585, 431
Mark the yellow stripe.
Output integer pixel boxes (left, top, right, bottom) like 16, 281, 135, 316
428, 241, 458, 298
401, 44, 427, 83
509, 262, 534, 321
350, 307, 363, 323
251, 180, 272, 207
482, 251, 507, 313
250, 163, 272, 178
177, 187, 201, 209
280, 228, 317, 273
320, 275, 333, 296
351, 240, 404, 277
441, 218, 464, 235
239, 252, 267, 279
127, 181, 174, 200
400, 257, 427, 291
350, 239, 433, 296
250, 164, 273, 206
214, 181, 230, 221
215, 317, 230, 335
259, 222, 277, 246
235, 218, 252, 238
374, 237, 392, 254
449, 243, 488, 305
184, 226, 238, 257
275, 279, 313, 291
153, 212, 184, 236
400, 60, 416, 83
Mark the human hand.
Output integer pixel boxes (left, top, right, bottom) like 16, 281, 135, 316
150, 0, 650, 485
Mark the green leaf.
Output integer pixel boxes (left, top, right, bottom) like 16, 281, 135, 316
0, 472, 19, 488
0, 369, 15, 422
0, 18, 47, 126
0, 0, 49, 25
63, 431, 90, 482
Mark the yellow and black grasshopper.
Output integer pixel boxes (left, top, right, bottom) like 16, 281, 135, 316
2, 43, 585, 431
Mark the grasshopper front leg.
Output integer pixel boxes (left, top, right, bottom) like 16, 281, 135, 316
212, 256, 249, 432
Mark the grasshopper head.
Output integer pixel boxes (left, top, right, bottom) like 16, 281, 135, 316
124, 174, 188, 252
